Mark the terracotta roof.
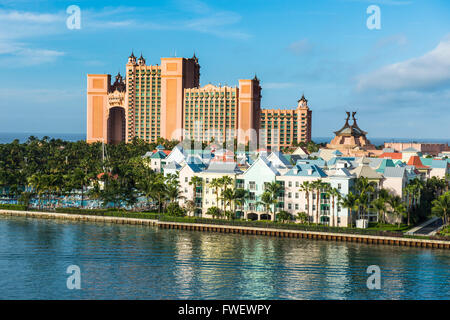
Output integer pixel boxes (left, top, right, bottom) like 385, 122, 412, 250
152, 149, 171, 155
379, 152, 402, 159
96, 172, 118, 180
407, 156, 430, 169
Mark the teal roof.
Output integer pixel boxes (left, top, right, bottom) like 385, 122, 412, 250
420, 157, 433, 166
285, 163, 327, 177
376, 159, 396, 173
150, 151, 167, 159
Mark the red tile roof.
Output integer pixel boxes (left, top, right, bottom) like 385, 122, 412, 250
379, 152, 402, 159
152, 149, 171, 155
407, 156, 430, 169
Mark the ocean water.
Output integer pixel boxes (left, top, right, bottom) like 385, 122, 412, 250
0, 133, 448, 146
313, 137, 450, 146
0, 215, 448, 300
0, 132, 85, 144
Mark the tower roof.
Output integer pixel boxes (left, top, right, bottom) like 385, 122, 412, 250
334, 111, 367, 137
298, 94, 308, 103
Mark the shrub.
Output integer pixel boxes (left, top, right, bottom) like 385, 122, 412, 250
166, 203, 185, 217
0, 204, 27, 211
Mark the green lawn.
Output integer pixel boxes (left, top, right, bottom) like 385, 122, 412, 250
439, 225, 450, 237
367, 223, 411, 232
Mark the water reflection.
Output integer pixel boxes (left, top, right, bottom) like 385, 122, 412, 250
0, 216, 448, 300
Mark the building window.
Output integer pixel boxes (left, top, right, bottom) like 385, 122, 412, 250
338, 183, 342, 190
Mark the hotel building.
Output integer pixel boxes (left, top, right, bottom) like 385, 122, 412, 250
87, 53, 312, 148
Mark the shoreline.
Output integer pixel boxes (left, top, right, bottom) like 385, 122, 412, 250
1, 209, 449, 249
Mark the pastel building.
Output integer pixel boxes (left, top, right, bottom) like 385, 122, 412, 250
199, 162, 243, 216
240, 156, 281, 220
87, 53, 312, 147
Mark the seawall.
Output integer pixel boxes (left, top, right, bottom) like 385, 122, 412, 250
1, 209, 449, 249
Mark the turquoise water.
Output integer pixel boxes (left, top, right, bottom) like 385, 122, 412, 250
0, 216, 448, 300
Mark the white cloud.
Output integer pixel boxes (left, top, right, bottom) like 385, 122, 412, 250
0, 9, 66, 65
287, 39, 313, 56
356, 36, 450, 92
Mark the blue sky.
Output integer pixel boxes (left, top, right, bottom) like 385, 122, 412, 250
0, 0, 449, 139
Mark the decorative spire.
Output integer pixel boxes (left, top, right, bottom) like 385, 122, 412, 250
115, 71, 122, 82
128, 51, 136, 64
137, 53, 146, 65
253, 74, 259, 81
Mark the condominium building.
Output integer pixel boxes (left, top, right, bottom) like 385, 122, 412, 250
87, 52, 311, 147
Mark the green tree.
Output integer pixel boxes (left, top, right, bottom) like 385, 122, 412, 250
299, 181, 311, 223
276, 210, 292, 223
341, 192, 358, 228
431, 192, 450, 226
265, 181, 282, 221
329, 187, 341, 227
206, 206, 222, 219
296, 211, 308, 224
166, 202, 185, 217
388, 195, 406, 228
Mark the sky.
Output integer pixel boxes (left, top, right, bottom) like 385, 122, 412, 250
0, 0, 449, 140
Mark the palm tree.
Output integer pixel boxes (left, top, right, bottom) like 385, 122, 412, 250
299, 181, 311, 223
311, 179, 326, 224
209, 178, 221, 208
329, 187, 341, 227
218, 176, 233, 213
151, 174, 167, 214
135, 170, 158, 210
355, 177, 376, 220
28, 173, 47, 210
404, 183, 416, 226
265, 181, 282, 221
206, 206, 222, 219
296, 211, 308, 224
411, 178, 424, 209
221, 176, 233, 192
388, 195, 405, 227
189, 176, 203, 204
377, 188, 390, 223
222, 188, 235, 219
341, 192, 358, 228
371, 197, 387, 225
233, 188, 248, 219
259, 191, 276, 219
432, 192, 450, 226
